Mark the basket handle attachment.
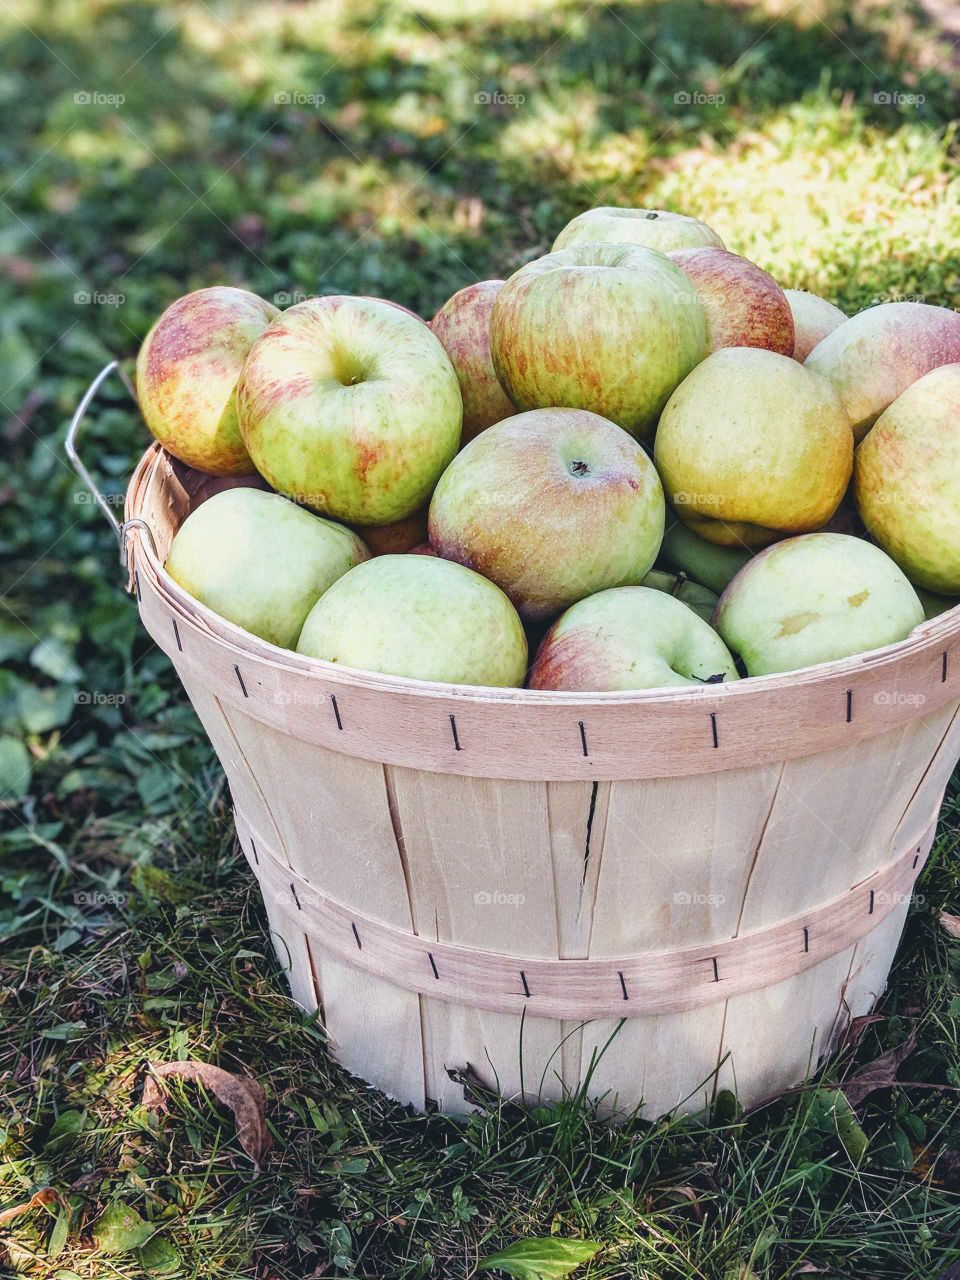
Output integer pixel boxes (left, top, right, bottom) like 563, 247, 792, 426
65, 359, 158, 581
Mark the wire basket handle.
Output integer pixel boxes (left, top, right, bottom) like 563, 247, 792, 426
65, 359, 158, 574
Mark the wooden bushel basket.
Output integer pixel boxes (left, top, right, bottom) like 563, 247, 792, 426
69, 360, 960, 1117
118, 445, 960, 1117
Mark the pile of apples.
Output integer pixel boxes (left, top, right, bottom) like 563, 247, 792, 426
139, 205, 960, 692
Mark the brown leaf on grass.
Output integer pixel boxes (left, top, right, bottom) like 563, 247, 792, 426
0, 1186, 60, 1226
142, 1061, 271, 1166
911, 1143, 960, 1189
661, 1184, 704, 1223
939, 912, 960, 940
840, 1024, 918, 1114
834, 1013, 885, 1055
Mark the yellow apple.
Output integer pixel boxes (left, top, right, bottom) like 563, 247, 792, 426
654, 348, 852, 547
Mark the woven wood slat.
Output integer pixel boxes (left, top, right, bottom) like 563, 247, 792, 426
233, 810, 935, 1020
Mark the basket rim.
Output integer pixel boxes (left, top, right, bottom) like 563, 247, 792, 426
127, 442, 960, 710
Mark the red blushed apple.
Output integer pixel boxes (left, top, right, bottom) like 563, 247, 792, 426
855, 364, 960, 595
236, 296, 462, 525
783, 289, 845, 362
428, 407, 665, 621
137, 286, 278, 474
430, 281, 516, 444
806, 301, 960, 441
490, 243, 707, 440
668, 249, 794, 355
528, 586, 739, 692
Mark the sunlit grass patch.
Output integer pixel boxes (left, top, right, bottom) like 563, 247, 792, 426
649, 101, 960, 309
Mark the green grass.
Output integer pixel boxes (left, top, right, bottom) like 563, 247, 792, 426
2, 0, 960, 1275
2, 801, 960, 1277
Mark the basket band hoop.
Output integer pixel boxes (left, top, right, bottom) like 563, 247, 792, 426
236, 810, 935, 1020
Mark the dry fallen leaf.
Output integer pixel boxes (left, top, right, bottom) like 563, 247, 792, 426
0, 1186, 60, 1226
834, 1013, 885, 1055
840, 1024, 918, 1114
662, 1184, 704, 1223
143, 1060, 271, 1166
939, 912, 960, 940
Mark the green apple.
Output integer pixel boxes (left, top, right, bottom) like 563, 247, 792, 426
297, 555, 527, 686
428, 407, 665, 621
658, 522, 754, 594
165, 487, 369, 648
855, 363, 960, 595
805, 301, 960, 441
136, 286, 278, 474
236, 295, 462, 525
642, 570, 719, 624
654, 348, 853, 547
490, 243, 706, 440
430, 280, 516, 443
783, 289, 845, 362
552, 206, 725, 253
528, 586, 739, 692
714, 532, 924, 676
668, 248, 794, 355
